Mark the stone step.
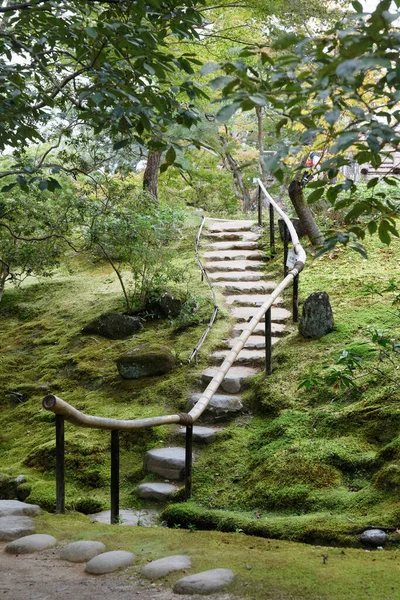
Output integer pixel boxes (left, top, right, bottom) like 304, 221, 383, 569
209, 271, 269, 282
205, 240, 259, 251
176, 425, 221, 443
210, 348, 274, 366
231, 322, 287, 337
231, 306, 292, 322
188, 393, 243, 422
215, 280, 276, 293
206, 231, 260, 242
91, 509, 158, 526
200, 366, 258, 394
224, 335, 279, 349
135, 482, 179, 502
207, 220, 256, 233
205, 260, 265, 273
203, 250, 264, 261
225, 294, 283, 306
143, 447, 190, 480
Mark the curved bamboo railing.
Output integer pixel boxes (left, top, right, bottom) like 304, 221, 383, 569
42, 178, 306, 520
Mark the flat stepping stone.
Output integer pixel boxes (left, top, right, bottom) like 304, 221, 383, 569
141, 555, 191, 580
231, 306, 291, 322
173, 568, 235, 595
206, 240, 259, 251
209, 271, 269, 282
225, 335, 279, 349
0, 500, 41, 518
225, 294, 283, 306
135, 483, 178, 501
5, 533, 57, 554
206, 231, 260, 241
207, 220, 255, 232
201, 366, 257, 394
60, 540, 106, 562
210, 348, 276, 365
205, 260, 265, 273
231, 322, 286, 337
203, 250, 264, 261
91, 508, 158, 527
189, 393, 243, 421
215, 280, 275, 293
85, 550, 135, 575
176, 425, 220, 443
144, 447, 191, 480
0, 516, 35, 541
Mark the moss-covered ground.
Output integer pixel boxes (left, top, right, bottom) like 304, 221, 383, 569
1, 210, 400, 550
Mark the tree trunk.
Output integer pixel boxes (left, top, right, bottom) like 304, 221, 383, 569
0, 263, 9, 303
256, 106, 268, 183
288, 180, 324, 245
143, 150, 161, 200
220, 136, 252, 212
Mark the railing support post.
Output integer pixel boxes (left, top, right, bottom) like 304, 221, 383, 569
293, 274, 299, 323
55, 414, 65, 514
185, 424, 193, 500
283, 223, 289, 277
110, 430, 120, 524
265, 307, 272, 376
269, 202, 275, 257
258, 185, 262, 227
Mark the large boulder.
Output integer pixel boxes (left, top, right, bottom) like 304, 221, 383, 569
0, 474, 30, 501
116, 345, 176, 379
299, 291, 334, 339
147, 291, 183, 319
82, 313, 142, 340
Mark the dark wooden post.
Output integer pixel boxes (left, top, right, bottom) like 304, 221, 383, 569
293, 274, 299, 323
185, 425, 193, 500
269, 202, 275, 257
283, 223, 289, 277
265, 307, 272, 376
258, 186, 262, 226
55, 414, 65, 514
110, 430, 120, 524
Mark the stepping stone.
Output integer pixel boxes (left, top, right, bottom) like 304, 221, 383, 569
176, 425, 220, 443
144, 447, 191, 480
173, 568, 235, 595
206, 240, 259, 251
210, 349, 274, 365
225, 335, 279, 350
231, 322, 286, 337
201, 366, 258, 393
207, 220, 255, 232
205, 260, 265, 273
360, 529, 387, 546
135, 483, 178, 501
208, 271, 269, 282
85, 550, 135, 575
0, 500, 41, 518
5, 533, 57, 554
203, 250, 264, 261
188, 393, 243, 421
225, 294, 283, 306
206, 231, 260, 242
60, 540, 106, 562
215, 280, 275, 294
0, 516, 35, 541
141, 555, 191, 580
231, 306, 291, 322
91, 508, 158, 527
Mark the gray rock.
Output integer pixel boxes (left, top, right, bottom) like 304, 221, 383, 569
201, 366, 257, 394
0, 500, 40, 518
147, 292, 183, 319
82, 312, 142, 340
0, 516, 35, 541
173, 568, 235, 595
299, 291, 334, 339
176, 426, 219, 443
60, 540, 106, 562
117, 345, 176, 379
360, 529, 387, 546
5, 533, 57, 554
144, 447, 190, 480
85, 550, 135, 575
135, 483, 178, 501
0, 475, 29, 501
188, 393, 243, 422
91, 508, 158, 527
141, 555, 191, 580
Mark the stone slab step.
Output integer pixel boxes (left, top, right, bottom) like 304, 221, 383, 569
203, 250, 264, 261
225, 294, 283, 306
210, 349, 274, 366
85, 550, 136, 574
209, 271, 269, 282
207, 220, 256, 232
91, 508, 158, 526
176, 425, 221, 443
215, 280, 275, 293
206, 231, 260, 242
5, 534, 57, 555
173, 568, 235, 595
0, 516, 35, 541
188, 393, 243, 421
60, 541, 106, 563
205, 240, 259, 251
201, 366, 258, 394
142, 555, 191, 580
231, 322, 287, 337
224, 335, 279, 349
0, 500, 41, 518
135, 482, 179, 501
144, 447, 191, 480
231, 306, 292, 322
205, 260, 265, 273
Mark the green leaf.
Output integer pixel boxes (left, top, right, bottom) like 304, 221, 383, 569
367, 221, 378, 234
165, 146, 176, 165
379, 220, 391, 245
307, 188, 325, 203
113, 139, 131, 150
86, 26, 98, 39
216, 103, 240, 123
352, 1, 363, 12
1, 183, 17, 193
331, 132, 359, 153
367, 177, 380, 188
38, 180, 48, 191
275, 118, 288, 136
200, 62, 221, 76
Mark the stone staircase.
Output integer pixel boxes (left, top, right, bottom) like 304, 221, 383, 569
135, 218, 291, 504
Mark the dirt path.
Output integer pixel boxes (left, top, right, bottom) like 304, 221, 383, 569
0, 543, 238, 600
